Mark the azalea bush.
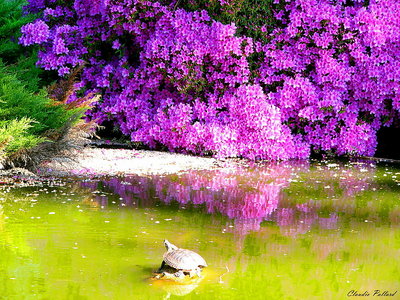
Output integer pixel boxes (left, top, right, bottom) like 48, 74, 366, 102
20, 0, 400, 160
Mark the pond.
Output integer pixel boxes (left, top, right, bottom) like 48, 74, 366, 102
0, 160, 399, 299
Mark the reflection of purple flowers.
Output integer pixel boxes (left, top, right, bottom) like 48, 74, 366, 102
319, 214, 339, 230
80, 161, 378, 235
276, 206, 339, 236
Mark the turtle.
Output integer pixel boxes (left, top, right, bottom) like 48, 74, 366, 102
157, 240, 207, 278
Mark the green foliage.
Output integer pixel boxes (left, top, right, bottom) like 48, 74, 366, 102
0, 62, 85, 158
0, 0, 30, 62
177, 0, 281, 40
0, 63, 78, 135
0, 0, 53, 92
0, 117, 44, 156
0, 1, 91, 164
4, 52, 44, 92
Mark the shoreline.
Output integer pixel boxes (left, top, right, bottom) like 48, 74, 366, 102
35, 147, 221, 178
2, 147, 399, 183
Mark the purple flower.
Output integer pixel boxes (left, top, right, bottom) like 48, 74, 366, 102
20, 0, 400, 160
20, 20, 50, 45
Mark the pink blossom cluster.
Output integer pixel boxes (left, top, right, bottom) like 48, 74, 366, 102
20, 0, 400, 159
258, 0, 400, 156
20, 19, 49, 45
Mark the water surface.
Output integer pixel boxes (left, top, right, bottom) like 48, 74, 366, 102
0, 160, 399, 299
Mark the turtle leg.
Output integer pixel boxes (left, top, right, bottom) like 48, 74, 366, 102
188, 270, 195, 278
161, 271, 175, 280
173, 270, 185, 278
157, 261, 166, 272
195, 268, 202, 278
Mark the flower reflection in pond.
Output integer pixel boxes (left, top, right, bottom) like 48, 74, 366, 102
80, 160, 386, 237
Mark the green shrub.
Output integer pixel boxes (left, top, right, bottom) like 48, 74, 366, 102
0, 0, 93, 167
0, 117, 44, 157
0, 63, 80, 135
0, 0, 53, 92
0, 0, 30, 62
0, 62, 88, 163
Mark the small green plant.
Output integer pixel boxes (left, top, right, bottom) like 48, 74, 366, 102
0, 63, 97, 167
0, 63, 90, 165
0, 0, 52, 92
0, 56, 95, 168
0, 63, 79, 136
0, 0, 30, 62
0, 117, 43, 158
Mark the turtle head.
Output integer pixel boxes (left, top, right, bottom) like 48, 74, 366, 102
164, 240, 178, 251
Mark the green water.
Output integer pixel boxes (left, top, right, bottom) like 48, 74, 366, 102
0, 160, 399, 300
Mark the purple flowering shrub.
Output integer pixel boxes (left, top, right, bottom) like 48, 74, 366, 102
20, 0, 400, 159
257, 0, 400, 156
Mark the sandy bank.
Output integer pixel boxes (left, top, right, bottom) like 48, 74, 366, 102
36, 148, 221, 177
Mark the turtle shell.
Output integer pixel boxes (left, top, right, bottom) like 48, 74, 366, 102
163, 248, 207, 270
